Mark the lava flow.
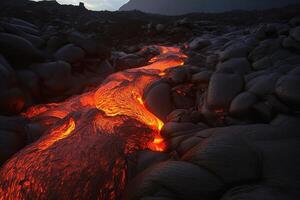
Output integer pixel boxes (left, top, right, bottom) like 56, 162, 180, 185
0, 46, 186, 200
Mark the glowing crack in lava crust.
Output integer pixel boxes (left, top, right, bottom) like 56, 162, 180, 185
0, 46, 186, 200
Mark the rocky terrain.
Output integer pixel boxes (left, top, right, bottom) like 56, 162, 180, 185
0, 0, 300, 199
119, 0, 300, 15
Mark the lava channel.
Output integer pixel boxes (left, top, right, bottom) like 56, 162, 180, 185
0, 46, 186, 200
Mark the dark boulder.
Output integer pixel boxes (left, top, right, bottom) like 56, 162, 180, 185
125, 161, 224, 200
216, 57, 251, 75
0, 130, 26, 165
144, 82, 173, 121
0, 88, 25, 115
0, 33, 44, 67
54, 44, 85, 64
275, 75, 300, 107
182, 130, 260, 184
229, 92, 257, 117
221, 185, 292, 200
207, 73, 244, 109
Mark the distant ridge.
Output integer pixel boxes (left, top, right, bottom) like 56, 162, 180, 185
119, 0, 300, 15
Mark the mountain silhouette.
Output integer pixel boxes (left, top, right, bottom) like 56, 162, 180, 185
119, 0, 300, 15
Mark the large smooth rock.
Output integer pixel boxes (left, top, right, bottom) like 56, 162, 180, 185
282, 36, 300, 51
189, 37, 211, 50
145, 82, 173, 121
16, 70, 40, 98
0, 130, 26, 165
30, 61, 72, 95
0, 22, 44, 47
221, 185, 292, 200
0, 55, 16, 88
207, 73, 244, 109
252, 56, 273, 70
54, 44, 85, 64
0, 88, 25, 115
68, 31, 107, 56
256, 139, 300, 195
290, 26, 300, 42
126, 161, 224, 200
290, 16, 300, 27
248, 73, 281, 97
249, 38, 281, 62
182, 130, 260, 184
0, 33, 44, 66
275, 75, 300, 107
216, 57, 251, 75
220, 43, 250, 61
191, 70, 213, 84
167, 68, 191, 84
6, 18, 38, 30
115, 54, 146, 70
229, 92, 257, 117
161, 122, 203, 139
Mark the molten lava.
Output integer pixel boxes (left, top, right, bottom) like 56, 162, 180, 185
0, 46, 186, 200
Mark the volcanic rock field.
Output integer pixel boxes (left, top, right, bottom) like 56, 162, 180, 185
0, 1, 299, 199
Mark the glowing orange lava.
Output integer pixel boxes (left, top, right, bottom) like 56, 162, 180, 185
0, 46, 186, 200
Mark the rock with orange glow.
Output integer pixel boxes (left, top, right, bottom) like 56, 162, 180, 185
144, 82, 173, 121
0, 87, 25, 115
